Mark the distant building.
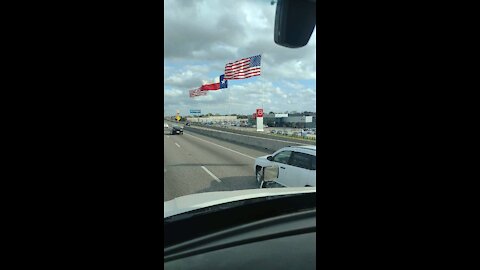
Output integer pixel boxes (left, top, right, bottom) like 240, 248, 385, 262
186, 115, 238, 123
248, 113, 316, 128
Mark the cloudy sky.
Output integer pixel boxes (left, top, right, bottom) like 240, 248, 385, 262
164, 0, 316, 116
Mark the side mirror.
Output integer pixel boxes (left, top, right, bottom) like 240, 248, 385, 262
263, 166, 279, 182
266, 156, 273, 161
274, 0, 316, 48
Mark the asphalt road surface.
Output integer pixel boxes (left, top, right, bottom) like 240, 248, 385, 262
164, 128, 272, 202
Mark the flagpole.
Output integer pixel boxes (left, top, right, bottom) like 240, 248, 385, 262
228, 77, 230, 116
261, 53, 264, 112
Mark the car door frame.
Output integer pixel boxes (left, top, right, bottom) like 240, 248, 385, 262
269, 150, 294, 186
290, 151, 316, 187
286, 151, 316, 187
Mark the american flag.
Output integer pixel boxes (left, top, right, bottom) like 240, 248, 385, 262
224, 55, 261, 80
189, 88, 207, 98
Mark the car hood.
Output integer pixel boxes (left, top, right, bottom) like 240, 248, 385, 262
256, 155, 270, 160
164, 187, 316, 218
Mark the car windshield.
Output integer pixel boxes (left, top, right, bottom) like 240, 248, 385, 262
164, 0, 316, 202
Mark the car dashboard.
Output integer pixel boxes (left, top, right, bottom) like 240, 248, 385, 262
164, 193, 316, 269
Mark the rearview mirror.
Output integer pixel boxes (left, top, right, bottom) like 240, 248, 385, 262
263, 166, 279, 181
267, 156, 273, 161
274, 0, 316, 48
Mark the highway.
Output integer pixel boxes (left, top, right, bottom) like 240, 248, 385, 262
164, 127, 272, 201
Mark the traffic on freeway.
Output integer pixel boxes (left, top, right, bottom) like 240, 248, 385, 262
164, 123, 271, 201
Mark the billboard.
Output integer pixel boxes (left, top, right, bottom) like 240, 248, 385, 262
300, 116, 313, 123
256, 108, 264, 117
275, 113, 288, 118
190, 109, 201, 114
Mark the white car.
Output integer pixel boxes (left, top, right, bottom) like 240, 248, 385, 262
254, 145, 316, 188
164, 123, 169, 128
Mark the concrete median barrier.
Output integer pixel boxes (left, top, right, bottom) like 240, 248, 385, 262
183, 125, 313, 152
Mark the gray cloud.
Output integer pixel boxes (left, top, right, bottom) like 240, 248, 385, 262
164, 0, 316, 116
164, 80, 316, 116
164, 0, 315, 67
164, 64, 211, 89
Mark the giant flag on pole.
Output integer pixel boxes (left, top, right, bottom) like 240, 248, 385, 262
199, 74, 228, 91
224, 55, 261, 80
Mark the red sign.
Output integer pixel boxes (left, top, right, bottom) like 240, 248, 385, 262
256, 109, 264, 117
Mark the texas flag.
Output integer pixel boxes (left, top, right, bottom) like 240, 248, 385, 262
200, 74, 228, 91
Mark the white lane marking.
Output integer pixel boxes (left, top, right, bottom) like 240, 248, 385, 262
184, 132, 255, 160
201, 166, 221, 182
175, 142, 181, 148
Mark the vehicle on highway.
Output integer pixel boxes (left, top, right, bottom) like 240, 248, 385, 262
164, 123, 169, 128
271, 129, 276, 133
171, 125, 183, 135
254, 145, 316, 188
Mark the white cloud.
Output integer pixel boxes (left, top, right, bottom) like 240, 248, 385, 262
164, 79, 315, 116
164, 0, 316, 116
